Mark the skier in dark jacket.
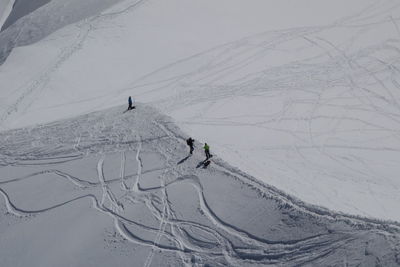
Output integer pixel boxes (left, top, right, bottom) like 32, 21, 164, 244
186, 137, 194, 154
128, 96, 135, 110
203, 143, 212, 160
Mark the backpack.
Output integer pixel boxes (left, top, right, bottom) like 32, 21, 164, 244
186, 138, 193, 145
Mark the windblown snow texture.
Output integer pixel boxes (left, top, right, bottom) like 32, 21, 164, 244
0, 105, 399, 266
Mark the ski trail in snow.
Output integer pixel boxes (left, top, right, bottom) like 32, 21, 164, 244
97, 154, 123, 212
0, 20, 93, 129
143, 168, 168, 267
143, 130, 171, 267
0, 187, 25, 217
1, 105, 399, 265
154, 111, 400, 231
150, 119, 244, 265
120, 151, 128, 190
132, 134, 142, 192
0, 188, 100, 216
0, 0, 150, 129
147, 121, 353, 265
97, 155, 107, 206
0, 169, 97, 188
114, 218, 191, 255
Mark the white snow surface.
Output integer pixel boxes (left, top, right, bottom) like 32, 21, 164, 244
0, 104, 399, 266
1, 0, 400, 223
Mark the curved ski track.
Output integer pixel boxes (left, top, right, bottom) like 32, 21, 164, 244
0, 105, 399, 266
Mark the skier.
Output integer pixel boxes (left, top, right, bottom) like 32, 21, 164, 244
186, 137, 194, 154
128, 96, 135, 110
203, 143, 212, 160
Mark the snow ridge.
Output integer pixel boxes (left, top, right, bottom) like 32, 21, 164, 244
0, 0, 15, 31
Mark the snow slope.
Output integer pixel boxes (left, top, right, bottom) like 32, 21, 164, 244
0, 105, 399, 266
1, 0, 400, 222
0, 0, 50, 31
0, 0, 123, 64
0, 0, 14, 30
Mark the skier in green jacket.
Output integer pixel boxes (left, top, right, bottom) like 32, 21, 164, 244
203, 143, 212, 160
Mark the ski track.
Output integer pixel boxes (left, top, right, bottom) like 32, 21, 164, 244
1, 0, 400, 224
105, 0, 400, 224
0, 105, 399, 266
0, 21, 93, 129
1, 1, 400, 265
120, 151, 128, 190
133, 133, 142, 192
0, 0, 148, 129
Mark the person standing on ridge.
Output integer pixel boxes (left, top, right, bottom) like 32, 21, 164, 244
128, 96, 135, 110
203, 143, 212, 160
186, 137, 194, 155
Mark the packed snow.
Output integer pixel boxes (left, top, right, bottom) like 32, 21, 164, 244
0, 105, 399, 266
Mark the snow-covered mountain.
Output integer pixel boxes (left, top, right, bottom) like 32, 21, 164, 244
1, 0, 400, 221
1, 0, 400, 265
